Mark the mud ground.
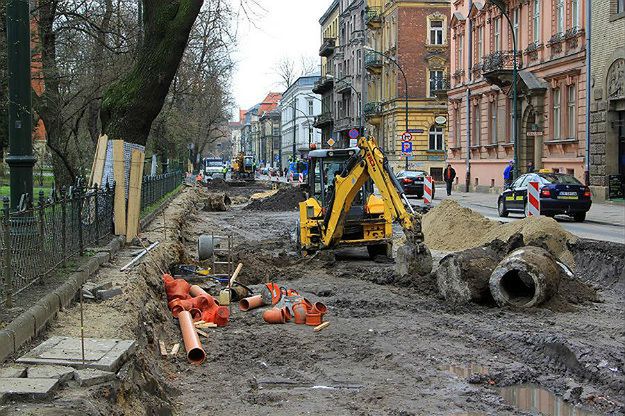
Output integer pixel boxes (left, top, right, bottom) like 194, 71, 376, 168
2, 185, 623, 416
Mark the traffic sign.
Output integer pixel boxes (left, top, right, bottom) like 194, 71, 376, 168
348, 129, 360, 139
401, 132, 412, 142
401, 141, 412, 154
327, 138, 336, 147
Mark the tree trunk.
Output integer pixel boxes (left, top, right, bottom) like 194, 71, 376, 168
100, 0, 204, 146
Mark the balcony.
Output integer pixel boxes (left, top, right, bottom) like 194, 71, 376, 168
312, 76, 334, 94
481, 51, 523, 87
334, 116, 355, 132
433, 76, 451, 100
365, 51, 383, 74
365, 7, 382, 29
319, 38, 336, 57
364, 102, 383, 125
335, 79, 352, 94
313, 112, 333, 128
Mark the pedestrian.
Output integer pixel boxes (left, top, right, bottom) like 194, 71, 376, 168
503, 160, 514, 188
444, 163, 456, 196
527, 161, 535, 173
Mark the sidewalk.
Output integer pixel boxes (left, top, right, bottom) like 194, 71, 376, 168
438, 191, 625, 227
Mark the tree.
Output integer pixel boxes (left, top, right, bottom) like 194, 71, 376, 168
100, 0, 204, 146
275, 55, 319, 90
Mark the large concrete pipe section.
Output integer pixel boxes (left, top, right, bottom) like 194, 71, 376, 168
178, 310, 206, 364
436, 246, 501, 304
489, 246, 562, 308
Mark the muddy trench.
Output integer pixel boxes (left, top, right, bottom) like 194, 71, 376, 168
3, 184, 623, 416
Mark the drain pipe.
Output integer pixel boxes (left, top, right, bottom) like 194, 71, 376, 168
465, 0, 473, 193
584, 0, 591, 186
178, 310, 206, 364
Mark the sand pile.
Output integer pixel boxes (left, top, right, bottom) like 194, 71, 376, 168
250, 189, 279, 201
243, 186, 307, 212
423, 200, 576, 266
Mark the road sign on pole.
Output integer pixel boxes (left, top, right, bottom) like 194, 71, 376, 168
401, 132, 412, 142
348, 129, 360, 140
401, 141, 412, 155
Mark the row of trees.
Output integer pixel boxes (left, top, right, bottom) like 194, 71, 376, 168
1, 0, 242, 185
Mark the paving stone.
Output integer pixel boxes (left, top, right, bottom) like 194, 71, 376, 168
27, 365, 75, 383
0, 378, 59, 401
16, 336, 136, 372
73, 368, 115, 387
0, 366, 27, 378
96, 287, 122, 300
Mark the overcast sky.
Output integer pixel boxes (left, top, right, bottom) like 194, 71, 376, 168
231, 0, 329, 118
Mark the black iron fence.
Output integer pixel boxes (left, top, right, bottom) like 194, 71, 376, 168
0, 171, 182, 307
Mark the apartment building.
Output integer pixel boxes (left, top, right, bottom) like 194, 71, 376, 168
279, 76, 322, 163
313, 0, 340, 147
447, 0, 588, 191
588, 0, 625, 200
365, 0, 450, 176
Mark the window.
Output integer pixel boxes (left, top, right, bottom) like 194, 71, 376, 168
490, 100, 498, 144
429, 70, 444, 97
430, 20, 444, 45
454, 107, 461, 145
512, 8, 520, 45
457, 34, 464, 70
553, 88, 561, 139
567, 85, 576, 138
571, 0, 579, 29
477, 26, 484, 61
494, 18, 501, 51
619, 0, 625, 13
429, 126, 444, 150
533, 0, 541, 42
308, 99, 314, 116
473, 102, 481, 145
556, 0, 564, 33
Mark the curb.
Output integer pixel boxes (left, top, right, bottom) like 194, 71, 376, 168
0, 186, 185, 363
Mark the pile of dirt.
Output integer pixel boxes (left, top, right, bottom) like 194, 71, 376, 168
205, 178, 229, 190
423, 199, 576, 266
202, 192, 231, 211
243, 186, 307, 211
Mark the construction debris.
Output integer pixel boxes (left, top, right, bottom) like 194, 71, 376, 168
314, 322, 330, 332
120, 241, 160, 271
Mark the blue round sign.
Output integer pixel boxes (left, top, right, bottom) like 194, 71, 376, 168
348, 129, 359, 140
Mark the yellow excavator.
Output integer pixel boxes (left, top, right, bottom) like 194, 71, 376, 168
297, 136, 431, 272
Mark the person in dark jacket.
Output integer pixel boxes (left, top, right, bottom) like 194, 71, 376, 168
444, 164, 457, 196
527, 161, 535, 173
503, 160, 515, 188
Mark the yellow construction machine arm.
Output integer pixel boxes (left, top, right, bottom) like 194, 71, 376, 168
321, 136, 424, 248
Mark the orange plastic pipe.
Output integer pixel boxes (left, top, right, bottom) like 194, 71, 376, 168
312, 302, 327, 315
262, 308, 285, 324
189, 285, 209, 297
239, 295, 264, 311
292, 303, 307, 324
178, 310, 206, 365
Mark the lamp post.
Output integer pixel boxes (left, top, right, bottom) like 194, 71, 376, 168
6, 0, 37, 209
364, 46, 409, 169
488, 0, 519, 178
294, 108, 314, 147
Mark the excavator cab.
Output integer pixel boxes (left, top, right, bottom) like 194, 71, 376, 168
300, 147, 392, 258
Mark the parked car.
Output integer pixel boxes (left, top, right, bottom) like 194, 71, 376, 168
396, 170, 435, 199
497, 172, 592, 222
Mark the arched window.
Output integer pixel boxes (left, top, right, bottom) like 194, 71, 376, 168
429, 125, 444, 151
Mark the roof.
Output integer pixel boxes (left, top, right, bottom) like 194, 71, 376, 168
319, 0, 339, 25
283, 75, 322, 97
258, 92, 282, 116
239, 109, 247, 123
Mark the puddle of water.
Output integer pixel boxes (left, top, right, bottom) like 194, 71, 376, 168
498, 384, 601, 416
445, 364, 489, 378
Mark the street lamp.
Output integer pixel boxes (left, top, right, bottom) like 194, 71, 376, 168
364, 46, 410, 169
488, 0, 519, 178
294, 107, 315, 147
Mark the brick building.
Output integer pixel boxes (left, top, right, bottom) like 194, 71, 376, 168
588, 0, 625, 200
447, 0, 588, 192
365, 0, 450, 175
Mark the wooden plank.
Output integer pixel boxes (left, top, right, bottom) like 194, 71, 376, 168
194, 322, 217, 329
169, 343, 180, 356
89, 135, 109, 187
112, 140, 127, 235
158, 340, 167, 357
195, 329, 209, 338
313, 322, 330, 332
126, 149, 145, 242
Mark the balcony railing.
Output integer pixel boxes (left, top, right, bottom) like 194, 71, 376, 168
365, 7, 382, 28
364, 102, 382, 116
365, 51, 383, 72
335, 79, 352, 94
481, 50, 523, 74
319, 38, 336, 57
312, 76, 334, 94
313, 112, 333, 128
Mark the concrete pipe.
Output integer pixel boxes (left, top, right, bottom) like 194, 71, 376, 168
396, 242, 433, 277
436, 246, 501, 305
489, 246, 563, 308
198, 235, 220, 261
178, 310, 206, 365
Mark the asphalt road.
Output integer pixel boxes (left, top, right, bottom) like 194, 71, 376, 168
408, 194, 625, 244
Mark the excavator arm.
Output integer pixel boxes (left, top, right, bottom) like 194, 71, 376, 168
320, 136, 424, 248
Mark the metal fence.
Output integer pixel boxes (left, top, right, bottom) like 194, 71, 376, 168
0, 171, 182, 307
